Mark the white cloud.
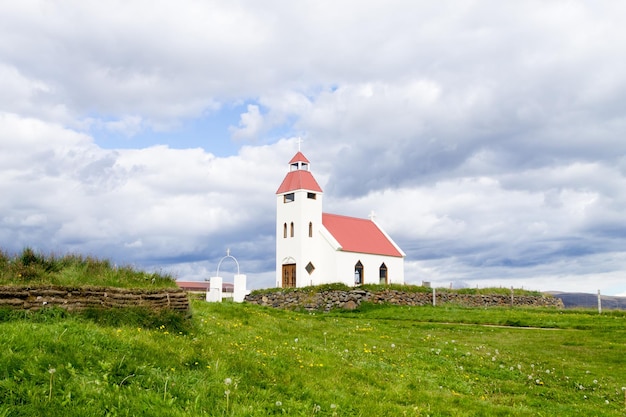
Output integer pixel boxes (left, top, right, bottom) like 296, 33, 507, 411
0, 113, 288, 274
0, 64, 51, 113
230, 105, 264, 140
103, 115, 144, 137
2, 1, 626, 295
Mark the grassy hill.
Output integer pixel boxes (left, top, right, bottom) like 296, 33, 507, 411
1, 249, 625, 415
1, 301, 625, 416
0, 248, 176, 289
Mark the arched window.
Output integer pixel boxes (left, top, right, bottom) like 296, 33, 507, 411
354, 261, 364, 285
309, 222, 313, 237
283, 223, 287, 238
290, 222, 294, 237
379, 263, 388, 285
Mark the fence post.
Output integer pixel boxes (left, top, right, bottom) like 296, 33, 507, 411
510, 286, 514, 307
597, 289, 602, 314
432, 287, 436, 307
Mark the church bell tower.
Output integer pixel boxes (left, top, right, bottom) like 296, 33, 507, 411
275, 151, 323, 288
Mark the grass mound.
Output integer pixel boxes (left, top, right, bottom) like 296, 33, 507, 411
0, 248, 187, 331
0, 247, 176, 289
250, 283, 545, 297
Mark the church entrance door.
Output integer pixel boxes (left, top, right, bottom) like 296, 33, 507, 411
282, 263, 296, 288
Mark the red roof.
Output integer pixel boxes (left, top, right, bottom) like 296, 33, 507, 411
289, 151, 310, 164
322, 213, 403, 257
276, 169, 323, 194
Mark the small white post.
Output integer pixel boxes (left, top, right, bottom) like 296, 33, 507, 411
206, 277, 223, 302
233, 274, 248, 303
597, 289, 602, 314
432, 287, 436, 307
510, 286, 514, 307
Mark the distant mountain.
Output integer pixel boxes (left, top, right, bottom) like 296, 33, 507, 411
548, 292, 626, 310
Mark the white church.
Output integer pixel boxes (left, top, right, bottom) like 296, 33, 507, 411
275, 151, 405, 288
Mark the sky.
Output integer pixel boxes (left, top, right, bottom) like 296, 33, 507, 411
2, 1, 626, 295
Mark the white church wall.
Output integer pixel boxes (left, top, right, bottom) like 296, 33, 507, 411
381, 255, 405, 284
276, 188, 324, 287
276, 200, 406, 288
303, 232, 337, 286
335, 252, 405, 286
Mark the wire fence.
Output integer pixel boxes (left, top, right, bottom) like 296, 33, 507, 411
552, 292, 626, 311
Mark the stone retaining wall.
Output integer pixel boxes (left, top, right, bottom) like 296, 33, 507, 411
0, 285, 189, 313
245, 289, 564, 311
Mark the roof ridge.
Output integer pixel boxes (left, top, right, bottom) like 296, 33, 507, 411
323, 212, 370, 221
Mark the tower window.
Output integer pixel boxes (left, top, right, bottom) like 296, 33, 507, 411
307, 192, 316, 200
283, 223, 287, 238
284, 193, 295, 203
290, 222, 294, 237
309, 222, 313, 237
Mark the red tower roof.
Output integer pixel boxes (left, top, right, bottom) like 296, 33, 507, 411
276, 170, 323, 194
322, 213, 403, 257
289, 151, 310, 164
276, 152, 323, 194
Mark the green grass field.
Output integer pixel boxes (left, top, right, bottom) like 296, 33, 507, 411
1, 301, 625, 416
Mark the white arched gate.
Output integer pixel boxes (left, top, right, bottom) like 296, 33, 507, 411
206, 250, 248, 303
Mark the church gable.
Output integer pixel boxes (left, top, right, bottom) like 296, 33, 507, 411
322, 213, 404, 258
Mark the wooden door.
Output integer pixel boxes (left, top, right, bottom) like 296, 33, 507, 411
282, 264, 296, 288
